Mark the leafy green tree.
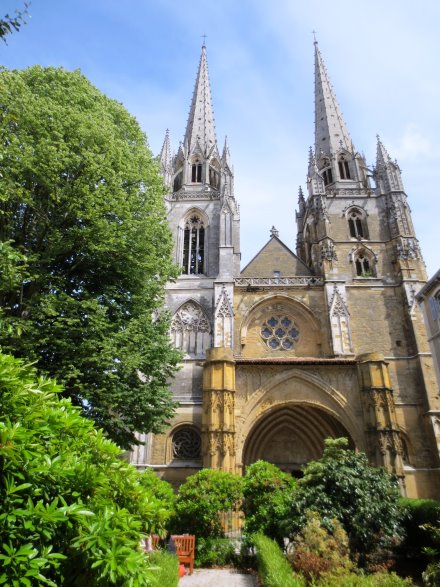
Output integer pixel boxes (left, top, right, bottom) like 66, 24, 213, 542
242, 460, 297, 546
286, 438, 403, 564
0, 65, 181, 448
0, 350, 175, 586
172, 469, 243, 538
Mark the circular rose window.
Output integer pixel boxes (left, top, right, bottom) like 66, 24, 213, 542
261, 315, 299, 350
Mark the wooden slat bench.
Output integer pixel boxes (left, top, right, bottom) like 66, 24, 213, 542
171, 534, 196, 575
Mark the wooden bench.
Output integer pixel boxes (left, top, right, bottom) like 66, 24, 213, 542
171, 534, 196, 575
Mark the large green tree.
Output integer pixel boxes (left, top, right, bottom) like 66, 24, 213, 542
0, 65, 180, 448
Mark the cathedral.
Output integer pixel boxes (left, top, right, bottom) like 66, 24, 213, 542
130, 41, 440, 499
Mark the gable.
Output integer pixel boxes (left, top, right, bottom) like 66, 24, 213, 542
241, 237, 312, 277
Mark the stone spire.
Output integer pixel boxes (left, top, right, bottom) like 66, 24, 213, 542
184, 44, 217, 155
314, 39, 353, 156
159, 129, 172, 188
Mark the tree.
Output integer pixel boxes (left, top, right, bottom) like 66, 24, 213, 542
0, 66, 181, 448
172, 469, 243, 538
286, 438, 403, 564
0, 350, 174, 586
0, 2, 29, 43
242, 460, 297, 546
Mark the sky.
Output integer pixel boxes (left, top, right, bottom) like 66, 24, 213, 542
1, 0, 439, 277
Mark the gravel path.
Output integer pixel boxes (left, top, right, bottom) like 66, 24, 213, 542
179, 568, 258, 586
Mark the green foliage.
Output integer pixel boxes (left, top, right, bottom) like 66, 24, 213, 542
0, 350, 174, 586
139, 468, 176, 524
252, 533, 305, 587
290, 511, 354, 583
0, 65, 181, 448
399, 498, 440, 564
422, 521, 440, 587
195, 537, 237, 568
145, 551, 179, 587
172, 469, 243, 538
242, 460, 297, 546
286, 438, 403, 564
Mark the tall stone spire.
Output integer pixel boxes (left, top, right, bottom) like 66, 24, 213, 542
159, 129, 172, 188
184, 44, 217, 155
314, 40, 353, 156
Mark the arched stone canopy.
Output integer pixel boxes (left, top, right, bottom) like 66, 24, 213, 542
242, 403, 354, 473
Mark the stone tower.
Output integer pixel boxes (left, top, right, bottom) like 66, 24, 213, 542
138, 44, 240, 483
293, 40, 440, 493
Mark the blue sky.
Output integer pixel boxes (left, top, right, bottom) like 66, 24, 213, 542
1, 0, 439, 277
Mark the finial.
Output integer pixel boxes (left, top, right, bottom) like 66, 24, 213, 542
312, 30, 318, 45
270, 226, 279, 238
201, 33, 207, 47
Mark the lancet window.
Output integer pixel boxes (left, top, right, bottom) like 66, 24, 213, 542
348, 208, 366, 239
170, 300, 211, 356
209, 159, 220, 189
338, 155, 351, 179
191, 160, 203, 183
430, 291, 440, 322
182, 215, 205, 275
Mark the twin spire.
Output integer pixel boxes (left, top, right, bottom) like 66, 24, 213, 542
184, 44, 218, 154
314, 39, 353, 156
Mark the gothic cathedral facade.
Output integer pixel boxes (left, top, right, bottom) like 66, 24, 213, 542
130, 42, 440, 498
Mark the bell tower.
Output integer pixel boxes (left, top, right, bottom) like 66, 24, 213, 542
295, 40, 440, 491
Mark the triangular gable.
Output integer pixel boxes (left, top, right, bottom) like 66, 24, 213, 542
241, 236, 312, 277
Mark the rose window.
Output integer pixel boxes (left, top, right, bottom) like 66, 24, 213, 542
260, 315, 299, 350
172, 427, 201, 460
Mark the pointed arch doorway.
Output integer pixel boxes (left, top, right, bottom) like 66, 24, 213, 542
242, 404, 354, 476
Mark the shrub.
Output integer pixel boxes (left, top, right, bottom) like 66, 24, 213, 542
286, 438, 404, 565
172, 469, 243, 538
290, 511, 353, 582
398, 498, 440, 562
253, 533, 305, 587
0, 351, 173, 586
243, 460, 297, 546
195, 537, 237, 568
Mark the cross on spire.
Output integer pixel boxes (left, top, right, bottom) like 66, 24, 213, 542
201, 33, 207, 47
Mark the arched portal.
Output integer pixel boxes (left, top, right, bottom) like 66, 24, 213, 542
242, 404, 354, 475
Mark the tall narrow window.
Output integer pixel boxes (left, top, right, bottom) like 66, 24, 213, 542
348, 209, 365, 239
182, 215, 205, 274
322, 168, 333, 186
191, 161, 202, 183
173, 170, 183, 192
338, 156, 351, 179
209, 166, 220, 188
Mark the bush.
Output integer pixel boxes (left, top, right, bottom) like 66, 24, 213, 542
0, 351, 173, 586
253, 533, 305, 587
290, 511, 354, 582
398, 499, 440, 564
286, 438, 403, 565
195, 537, 237, 568
172, 469, 243, 538
243, 460, 297, 546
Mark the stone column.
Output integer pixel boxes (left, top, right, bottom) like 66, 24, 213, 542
357, 353, 405, 490
202, 347, 236, 472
